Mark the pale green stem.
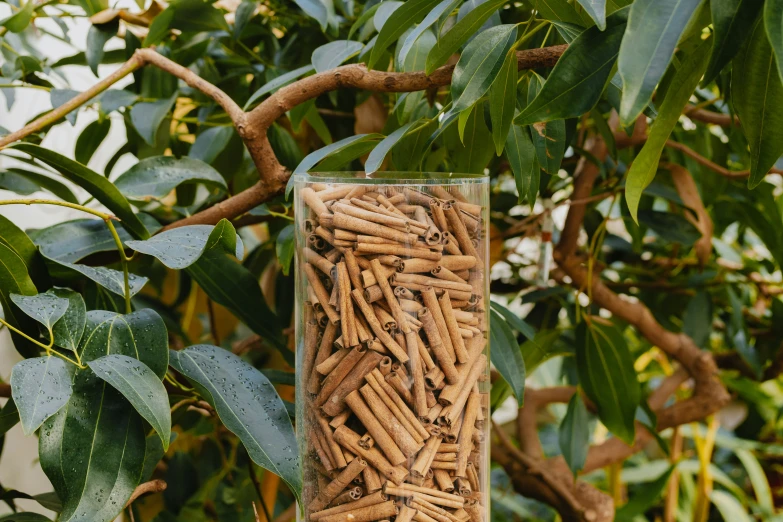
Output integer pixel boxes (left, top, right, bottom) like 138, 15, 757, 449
0, 317, 84, 368
105, 220, 132, 314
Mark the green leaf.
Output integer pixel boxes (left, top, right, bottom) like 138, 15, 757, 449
10, 292, 69, 331
525, 73, 567, 175
576, 0, 607, 30
533, 0, 591, 25
169, 344, 301, 502
624, 40, 711, 221
576, 321, 640, 444
143, 7, 174, 46
451, 25, 516, 113
766, 0, 783, 83
78, 309, 169, 378
88, 354, 171, 450
245, 65, 315, 109
365, 121, 419, 173
0, 241, 39, 358
368, 0, 443, 69
130, 95, 176, 145
114, 156, 227, 200
521, 329, 570, 376
275, 224, 295, 277
126, 219, 243, 269
704, 0, 763, 83
312, 40, 364, 73
188, 126, 234, 164
294, 0, 330, 30
515, 8, 628, 124
39, 372, 145, 522
615, 466, 675, 520
506, 124, 540, 207
559, 392, 590, 476
735, 449, 774, 514
86, 22, 117, 76
398, 0, 460, 64
74, 118, 110, 165
12, 143, 149, 239
735, 18, 783, 188
0, 513, 52, 522
11, 356, 73, 436
0, 215, 48, 289
489, 309, 526, 407
75, 0, 107, 16
0, 0, 34, 33
291, 133, 383, 180
637, 210, 702, 245
59, 263, 148, 299
448, 103, 495, 173
683, 290, 712, 348
617, 0, 702, 125
50, 288, 87, 353
0, 168, 78, 203
0, 399, 20, 436
187, 250, 287, 357
99, 90, 138, 114
490, 301, 537, 341
490, 49, 517, 155
169, 0, 229, 32
49, 89, 79, 126
425, 0, 506, 74
233, 1, 255, 38
709, 490, 754, 522
32, 216, 160, 264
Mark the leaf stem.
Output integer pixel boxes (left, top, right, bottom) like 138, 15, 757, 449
105, 219, 132, 314
0, 318, 84, 368
0, 198, 114, 220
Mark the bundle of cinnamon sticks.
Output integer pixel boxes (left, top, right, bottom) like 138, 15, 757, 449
298, 182, 489, 522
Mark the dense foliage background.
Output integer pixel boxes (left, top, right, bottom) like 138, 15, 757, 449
0, 0, 781, 520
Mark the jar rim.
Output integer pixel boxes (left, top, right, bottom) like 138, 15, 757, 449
291, 171, 489, 185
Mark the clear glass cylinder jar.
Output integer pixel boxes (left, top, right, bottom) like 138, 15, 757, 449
294, 172, 490, 522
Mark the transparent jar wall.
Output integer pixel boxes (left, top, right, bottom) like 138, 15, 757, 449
294, 173, 490, 522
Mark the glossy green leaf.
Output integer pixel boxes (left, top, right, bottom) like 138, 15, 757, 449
312, 40, 364, 73
489, 309, 526, 407
126, 219, 243, 269
86, 23, 117, 76
10, 292, 69, 332
59, 263, 148, 299
0, 398, 20, 436
506, 124, 539, 207
683, 290, 712, 348
78, 309, 169, 378
0, 215, 47, 289
275, 223, 295, 277
448, 103, 494, 173
294, 0, 330, 30
245, 65, 315, 109
637, 210, 702, 245
766, 0, 783, 83
490, 301, 537, 341
188, 126, 234, 165
398, 0, 460, 64
114, 156, 227, 200
534, 0, 591, 25
521, 329, 570, 375
576, 321, 640, 444
735, 19, 783, 188
576, 0, 607, 30
615, 466, 675, 520
425, 0, 506, 74
11, 356, 72, 436
709, 490, 754, 522
187, 250, 287, 356
143, 7, 173, 46
88, 354, 171, 450
99, 89, 139, 113
32, 215, 160, 264
169, 344, 301, 502
451, 25, 516, 113
130, 95, 176, 145
74, 118, 110, 165
374, 1, 403, 31
704, 0, 763, 83
12, 143, 149, 239
735, 449, 774, 514
0, 0, 34, 33
0, 168, 78, 203
617, 0, 702, 125
525, 73, 567, 175
39, 371, 145, 522
50, 288, 87, 354
625, 40, 711, 220
0, 241, 39, 358
490, 49, 517, 155
49, 89, 79, 126
169, 0, 229, 32
515, 8, 627, 124
559, 392, 590, 476
368, 0, 442, 69
365, 121, 419, 173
